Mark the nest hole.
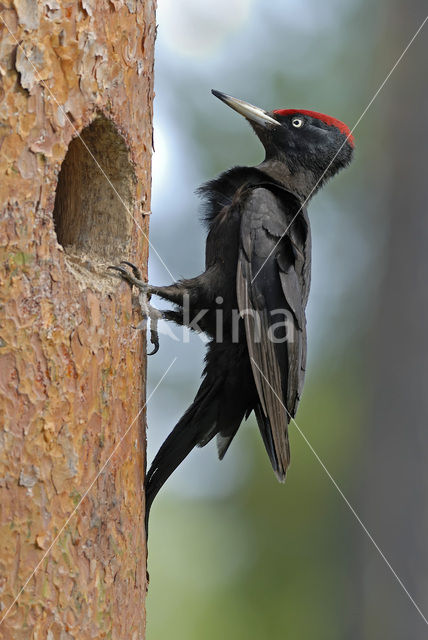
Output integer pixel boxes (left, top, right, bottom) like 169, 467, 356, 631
53, 116, 135, 262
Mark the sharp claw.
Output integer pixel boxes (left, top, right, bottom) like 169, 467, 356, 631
108, 261, 161, 355
108, 264, 138, 288
120, 260, 142, 280
108, 265, 130, 277
148, 342, 159, 356
108, 263, 148, 291
148, 318, 160, 355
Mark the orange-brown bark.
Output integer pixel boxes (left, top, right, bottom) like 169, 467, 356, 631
0, 1, 155, 638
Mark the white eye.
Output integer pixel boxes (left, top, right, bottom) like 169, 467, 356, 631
292, 117, 304, 128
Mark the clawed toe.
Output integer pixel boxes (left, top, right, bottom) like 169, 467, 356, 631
120, 260, 142, 280
108, 262, 148, 291
147, 330, 159, 356
137, 292, 162, 356
132, 317, 157, 352
108, 261, 161, 355
108, 264, 129, 278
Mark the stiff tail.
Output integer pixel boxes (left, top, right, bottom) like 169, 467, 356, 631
145, 380, 221, 535
145, 342, 254, 536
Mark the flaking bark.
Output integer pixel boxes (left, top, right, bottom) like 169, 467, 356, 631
0, 1, 155, 637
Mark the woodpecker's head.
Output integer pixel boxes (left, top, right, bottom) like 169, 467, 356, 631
212, 90, 354, 198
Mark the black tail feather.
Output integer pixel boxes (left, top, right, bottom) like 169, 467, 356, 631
145, 380, 221, 535
144, 342, 255, 536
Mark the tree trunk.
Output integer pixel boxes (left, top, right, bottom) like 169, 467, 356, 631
0, 1, 155, 638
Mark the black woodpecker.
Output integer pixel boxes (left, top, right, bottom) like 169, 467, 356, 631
110, 90, 354, 533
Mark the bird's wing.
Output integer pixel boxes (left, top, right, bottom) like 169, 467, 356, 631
237, 186, 311, 480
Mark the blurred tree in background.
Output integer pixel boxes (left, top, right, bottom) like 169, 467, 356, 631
360, 1, 428, 638
146, 1, 428, 638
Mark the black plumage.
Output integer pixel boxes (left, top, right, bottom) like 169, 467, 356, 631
110, 91, 354, 533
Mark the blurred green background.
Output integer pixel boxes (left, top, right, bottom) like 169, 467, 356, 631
146, 1, 428, 638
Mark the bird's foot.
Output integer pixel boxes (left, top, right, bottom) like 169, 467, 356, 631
135, 288, 162, 355
108, 261, 161, 355
108, 261, 151, 293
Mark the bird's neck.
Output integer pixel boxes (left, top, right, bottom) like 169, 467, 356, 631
258, 158, 320, 202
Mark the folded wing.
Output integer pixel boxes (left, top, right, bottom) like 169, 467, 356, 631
237, 186, 311, 480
